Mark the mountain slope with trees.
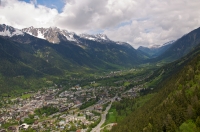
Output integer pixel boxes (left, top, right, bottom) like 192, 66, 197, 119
112, 44, 200, 132
154, 27, 200, 62
0, 24, 148, 73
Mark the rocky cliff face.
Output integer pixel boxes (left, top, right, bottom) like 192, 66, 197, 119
22, 26, 77, 43
22, 26, 112, 44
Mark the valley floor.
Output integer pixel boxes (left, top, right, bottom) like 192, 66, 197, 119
0, 67, 154, 132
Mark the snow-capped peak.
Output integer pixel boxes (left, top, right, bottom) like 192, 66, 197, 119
148, 40, 175, 49
79, 33, 110, 42
79, 34, 96, 40
95, 33, 109, 40
22, 27, 48, 39
0, 24, 24, 37
21, 25, 112, 44
60, 30, 77, 42
22, 26, 78, 43
0, 24, 132, 47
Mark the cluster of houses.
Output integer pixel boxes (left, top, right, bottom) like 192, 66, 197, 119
121, 85, 145, 98
0, 66, 155, 132
0, 84, 119, 131
0, 78, 147, 132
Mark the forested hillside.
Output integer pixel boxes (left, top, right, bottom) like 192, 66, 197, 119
111, 44, 200, 132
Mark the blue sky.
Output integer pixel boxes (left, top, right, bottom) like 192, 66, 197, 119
21, 0, 65, 12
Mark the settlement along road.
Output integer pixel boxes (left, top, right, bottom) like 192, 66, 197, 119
91, 102, 112, 132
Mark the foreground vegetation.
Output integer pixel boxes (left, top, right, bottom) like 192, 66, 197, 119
103, 94, 155, 127
111, 46, 200, 131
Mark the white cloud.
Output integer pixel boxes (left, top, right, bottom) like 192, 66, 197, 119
55, 0, 138, 33
105, 0, 200, 48
1, 0, 200, 48
0, 0, 58, 29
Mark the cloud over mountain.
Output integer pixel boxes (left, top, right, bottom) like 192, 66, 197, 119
1, 0, 200, 48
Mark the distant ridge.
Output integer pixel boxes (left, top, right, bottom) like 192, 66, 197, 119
137, 40, 175, 58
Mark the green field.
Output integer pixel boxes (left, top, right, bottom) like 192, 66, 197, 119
123, 82, 130, 86
90, 83, 101, 87
102, 93, 156, 127
21, 93, 32, 99
103, 108, 125, 127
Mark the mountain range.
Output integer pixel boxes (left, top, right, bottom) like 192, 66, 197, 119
0, 24, 146, 77
1, 24, 200, 94
1, 24, 200, 75
21, 26, 112, 44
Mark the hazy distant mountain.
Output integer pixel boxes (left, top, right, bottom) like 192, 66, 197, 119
137, 40, 175, 58
155, 27, 200, 62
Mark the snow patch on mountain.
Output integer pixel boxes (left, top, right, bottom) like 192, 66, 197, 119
0, 24, 24, 37
79, 33, 110, 42
21, 26, 116, 44
22, 26, 79, 43
60, 30, 77, 42
0, 24, 133, 48
148, 40, 175, 49
37, 30, 45, 39
22, 27, 48, 40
